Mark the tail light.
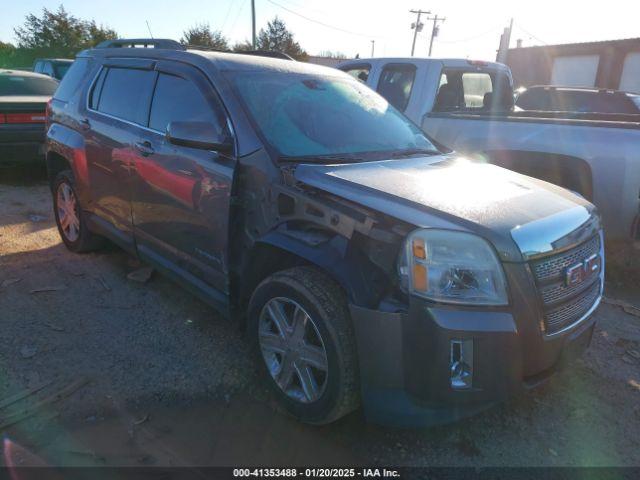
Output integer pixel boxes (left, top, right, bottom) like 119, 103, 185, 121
4, 113, 46, 124
46, 98, 53, 124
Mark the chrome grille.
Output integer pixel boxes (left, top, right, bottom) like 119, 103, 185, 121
545, 281, 601, 333
531, 235, 600, 282
530, 234, 602, 335
539, 271, 597, 305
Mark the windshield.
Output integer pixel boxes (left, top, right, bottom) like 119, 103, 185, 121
0, 74, 58, 96
229, 71, 438, 159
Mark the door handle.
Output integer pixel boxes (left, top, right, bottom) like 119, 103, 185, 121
79, 118, 91, 131
134, 141, 154, 157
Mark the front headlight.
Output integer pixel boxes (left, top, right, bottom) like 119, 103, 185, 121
398, 229, 508, 306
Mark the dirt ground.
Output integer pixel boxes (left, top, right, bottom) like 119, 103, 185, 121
1, 170, 640, 468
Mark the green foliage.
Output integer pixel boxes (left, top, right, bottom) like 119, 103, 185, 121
5, 5, 117, 67
181, 24, 229, 50
232, 40, 254, 53
14, 5, 117, 50
256, 17, 307, 60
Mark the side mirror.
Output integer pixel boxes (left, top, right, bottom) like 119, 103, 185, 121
166, 121, 233, 154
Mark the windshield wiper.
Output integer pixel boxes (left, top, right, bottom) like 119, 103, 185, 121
390, 148, 441, 159
279, 153, 368, 164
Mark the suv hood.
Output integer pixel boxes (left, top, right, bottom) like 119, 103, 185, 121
294, 155, 598, 262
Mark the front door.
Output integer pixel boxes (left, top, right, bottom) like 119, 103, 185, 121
129, 61, 235, 295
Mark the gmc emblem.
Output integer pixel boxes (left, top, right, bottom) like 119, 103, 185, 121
565, 254, 600, 287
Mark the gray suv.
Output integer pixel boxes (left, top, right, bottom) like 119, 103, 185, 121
45, 39, 604, 426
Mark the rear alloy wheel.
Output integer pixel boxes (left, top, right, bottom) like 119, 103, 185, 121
248, 267, 359, 424
56, 182, 80, 243
53, 170, 103, 252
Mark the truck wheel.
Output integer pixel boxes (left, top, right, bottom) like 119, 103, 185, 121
53, 170, 103, 253
248, 267, 360, 424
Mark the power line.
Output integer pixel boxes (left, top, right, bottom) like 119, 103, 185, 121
228, 0, 249, 36
266, 0, 383, 39
513, 22, 548, 45
438, 23, 504, 44
220, 0, 236, 32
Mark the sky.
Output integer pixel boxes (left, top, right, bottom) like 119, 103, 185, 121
1, 0, 639, 60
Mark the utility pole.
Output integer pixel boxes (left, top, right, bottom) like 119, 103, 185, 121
427, 14, 446, 56
370, 40, 375, 57
251, 0, 257, 49
410, 9, 430, 57
496, 18, 513, 63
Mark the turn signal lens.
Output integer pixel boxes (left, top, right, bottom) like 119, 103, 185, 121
412, 238, 426, 259
412, 264, 428, 292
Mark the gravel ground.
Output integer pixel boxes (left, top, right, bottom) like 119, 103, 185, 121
1, 176, 639, 467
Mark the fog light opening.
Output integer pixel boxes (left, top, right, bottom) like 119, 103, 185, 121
450, 339, 473, 390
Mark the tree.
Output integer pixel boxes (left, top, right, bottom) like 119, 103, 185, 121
318, 50, 347, 59
256, 17, 307, 60
181, 24, 229, 50
232, 40, 253, 53
13, 5, 117, 54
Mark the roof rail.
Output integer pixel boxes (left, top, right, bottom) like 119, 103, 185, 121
95, 39, 185, 50
237, 50, 294, 61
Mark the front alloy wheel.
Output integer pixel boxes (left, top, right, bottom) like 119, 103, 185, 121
259, 297, 329, 403
248, 267, 360, 424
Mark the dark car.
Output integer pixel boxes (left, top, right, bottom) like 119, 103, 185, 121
46, 39, 604, 427
515, 85, 640, 114
33, 58, 74, 80
1, 69, 58, 163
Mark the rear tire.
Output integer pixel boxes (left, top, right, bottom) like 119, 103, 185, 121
53, 170, 103, 253
248, 266, 360, 424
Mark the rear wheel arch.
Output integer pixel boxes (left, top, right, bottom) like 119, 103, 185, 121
46, 151, 72, 190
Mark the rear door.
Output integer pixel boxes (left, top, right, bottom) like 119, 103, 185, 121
129, 61, 235, 295
84, 59, 156, 247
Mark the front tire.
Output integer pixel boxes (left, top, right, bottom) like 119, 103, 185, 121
53, 170, 103, 253
248, 267, 360, 424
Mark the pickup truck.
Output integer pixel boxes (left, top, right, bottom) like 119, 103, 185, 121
47, 40, 604, 427
338, 58, 640, 244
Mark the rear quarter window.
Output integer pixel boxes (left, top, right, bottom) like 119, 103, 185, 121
54, 58, 90, 102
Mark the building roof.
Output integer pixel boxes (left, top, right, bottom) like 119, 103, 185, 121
509, 37, 640, 52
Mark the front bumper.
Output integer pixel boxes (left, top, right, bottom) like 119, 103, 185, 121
0, 124, 46, 163
350, 262, 600, 428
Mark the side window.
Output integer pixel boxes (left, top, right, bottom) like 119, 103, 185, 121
341, 64, 371, 83
97, 67, 156, 125
376, 64, 416, 111
34, 61, 43, 73
54, 58, 90, 103
89, 68, 107, 110
461, 72, 493, 108
433, 72, 461, 112
149, 73, 224, 133
42, 62, 54, 77
516, 89, 551, 111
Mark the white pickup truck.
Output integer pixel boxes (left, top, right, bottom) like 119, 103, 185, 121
337, 58, 640, 244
